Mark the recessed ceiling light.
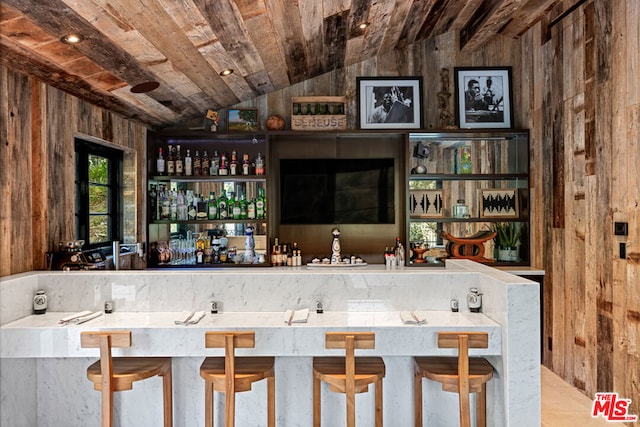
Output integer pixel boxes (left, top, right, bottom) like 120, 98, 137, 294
219, 68, 234, 76
358, 22, 370, 30
60, 34, 84, 44
130, 81, 160, 93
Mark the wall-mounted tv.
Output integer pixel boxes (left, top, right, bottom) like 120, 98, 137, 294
280, 158, 395, 224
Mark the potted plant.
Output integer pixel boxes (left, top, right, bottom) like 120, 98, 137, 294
493, 222, 521, 262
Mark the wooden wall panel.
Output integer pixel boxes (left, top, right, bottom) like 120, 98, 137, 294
520, 0, 639, 416
1, 67, 33, 275
1, 66, 148, 276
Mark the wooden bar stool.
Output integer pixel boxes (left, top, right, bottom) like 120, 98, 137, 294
313, 332, 385, 427
414, 331, 494, 427
199, 331, 275, 427
81, 331, 173, 427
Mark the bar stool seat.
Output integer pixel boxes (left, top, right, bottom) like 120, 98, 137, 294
313, 332, 385, 427
414, 332, 493, 427
81, 330, 173, 427
200, 331, 275, 427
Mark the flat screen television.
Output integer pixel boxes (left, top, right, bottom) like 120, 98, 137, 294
280, 158, 395, 224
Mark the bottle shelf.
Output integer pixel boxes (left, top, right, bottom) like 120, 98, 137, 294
151, 219, 266, 225
152, 175, 266, 182
409, 216, 528, 223
409, 173, 527, 181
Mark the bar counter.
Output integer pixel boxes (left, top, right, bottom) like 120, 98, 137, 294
1, 260, 540, 426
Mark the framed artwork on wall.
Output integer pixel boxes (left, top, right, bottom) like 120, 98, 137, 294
479, 188, 519, 218
409, 189, 444, 218
454, 67, 513, 129
227, 108, 259, 131
357, 77, 423, 129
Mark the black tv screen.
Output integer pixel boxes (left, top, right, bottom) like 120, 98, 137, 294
280, 158, 395, 224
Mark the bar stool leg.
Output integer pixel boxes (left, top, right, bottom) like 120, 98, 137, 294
414, 371, 422, 427
225, 388, 235, 427
161, 362, 173, 427
267, 375, 275, 427
375, 377, 383, 427
477, 383, 487, 427
313, 374, 321, 427
205, 381, 214, 427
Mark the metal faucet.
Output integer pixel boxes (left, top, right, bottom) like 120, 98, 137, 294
112, 241, 143, 270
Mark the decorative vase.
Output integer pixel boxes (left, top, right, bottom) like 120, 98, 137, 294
498, 246, 518, 262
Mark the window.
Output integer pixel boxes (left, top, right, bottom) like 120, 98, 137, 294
75, 138, 123, 248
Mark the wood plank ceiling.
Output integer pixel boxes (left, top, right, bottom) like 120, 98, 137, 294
0, 0, 560, 129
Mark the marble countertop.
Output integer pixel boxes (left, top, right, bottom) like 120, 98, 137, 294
1, 310, 501, 358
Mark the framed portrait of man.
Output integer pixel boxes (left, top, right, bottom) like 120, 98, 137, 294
357, 77, 423, 129
454, 67, 513, 129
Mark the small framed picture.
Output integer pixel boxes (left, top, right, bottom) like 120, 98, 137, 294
479, 188, 519, 218
409, 190, 444, 218
454, 67, 513, 129
227, 108, 259, 131
357, 77, 423, 129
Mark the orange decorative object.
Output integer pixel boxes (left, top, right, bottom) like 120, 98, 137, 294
442, 230, 496, 263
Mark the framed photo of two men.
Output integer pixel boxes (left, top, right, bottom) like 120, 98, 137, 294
454, 67, 513, 129
357, 77, 423, 129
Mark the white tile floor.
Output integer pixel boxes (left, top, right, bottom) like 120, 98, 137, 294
541, 365, 623, 426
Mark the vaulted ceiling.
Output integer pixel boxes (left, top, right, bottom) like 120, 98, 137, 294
1, 0, 560, 128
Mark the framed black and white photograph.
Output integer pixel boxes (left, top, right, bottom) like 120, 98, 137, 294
357, 77, 423, 129
454, 67, 513, 129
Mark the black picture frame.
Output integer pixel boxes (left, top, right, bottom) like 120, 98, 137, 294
454, 67, 513, 129
357, 77, 423, 129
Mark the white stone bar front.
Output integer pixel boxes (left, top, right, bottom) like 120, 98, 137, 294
0, 260, 540, 426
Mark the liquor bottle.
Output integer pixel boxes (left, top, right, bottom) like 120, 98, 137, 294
175, 145, 183, 176
207, 192, 217, 220
286, 244, 293, 266
233, 199, 241, 219
255, 152, 265, 175
247, 197, 256, 219
271, 245, 278, 265
184, 149, 192, 176
177, 190, 187, 220
227, 192, 236, 219
242, 153, 251, 175
170, 191, 178, 221
230, 150, 238, 175
239, 193, 248, 219
160, 187, 170, 220
282, 244, 289, 266
149, 184, 158, 221
187, 193, 197, 220
201, 150, 210, 176
211, 150, 220, 176
219, 152, 228, 175
196, 234, 205, 264
256, 187, 266, 219
156, 148, 165, 175
197, 193, 208, 220
193, 150, 201, 176
166, 145, 175, 176
217, 192, 228, 219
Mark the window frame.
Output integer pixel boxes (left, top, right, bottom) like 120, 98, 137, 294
75, 138, 123, 249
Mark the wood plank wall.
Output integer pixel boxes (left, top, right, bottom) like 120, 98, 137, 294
2, 0, 637, 413
519, 0, 640, 417
0, 67, 148, 276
